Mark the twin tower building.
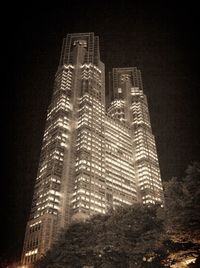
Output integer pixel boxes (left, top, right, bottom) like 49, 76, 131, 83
22, 32, 164, 266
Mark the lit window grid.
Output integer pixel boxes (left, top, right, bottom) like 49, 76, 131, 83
105, 118, 137, 205
22, 38, 164, 266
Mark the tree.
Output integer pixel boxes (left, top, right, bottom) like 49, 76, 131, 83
163, 162, 200, 266
102, 204, 166, 267
164, 162, 200, 242
36, 221, 99, 268
35, 204, 165, 268
35, 162, 200, 267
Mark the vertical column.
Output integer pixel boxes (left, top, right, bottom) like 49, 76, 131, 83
108, 67, 164, 204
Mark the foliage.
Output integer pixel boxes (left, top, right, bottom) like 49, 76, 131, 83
35, 204, 165, 268
164, 161, 200, 242
35, 162, 200, 267
163, 162, 200, 266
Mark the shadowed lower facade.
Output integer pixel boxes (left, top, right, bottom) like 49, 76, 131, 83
21, 32, 163, 266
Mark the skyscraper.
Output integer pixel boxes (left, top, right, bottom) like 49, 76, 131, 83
21, 32, 163, 266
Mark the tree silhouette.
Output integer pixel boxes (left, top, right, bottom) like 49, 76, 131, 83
35, 162, 200, 267
164, 162, 200, 242
35, 204, 165, 268
163, 162, 200, 266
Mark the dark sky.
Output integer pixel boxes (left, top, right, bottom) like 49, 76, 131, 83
3, 1, 200, 263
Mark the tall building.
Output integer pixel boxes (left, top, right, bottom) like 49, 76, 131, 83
21, 32, 163, 266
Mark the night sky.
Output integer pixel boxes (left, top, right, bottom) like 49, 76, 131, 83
3, 2, 200, 263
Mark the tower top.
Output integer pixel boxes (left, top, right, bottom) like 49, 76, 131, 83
59, 32, 100, 66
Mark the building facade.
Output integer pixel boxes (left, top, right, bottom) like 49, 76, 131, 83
21, 32, 163, 266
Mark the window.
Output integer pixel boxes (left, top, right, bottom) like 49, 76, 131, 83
118, 88, 122, 93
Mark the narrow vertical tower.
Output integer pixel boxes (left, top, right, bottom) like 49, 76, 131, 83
108, 68, 164, 204
21, 32, 105, 266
